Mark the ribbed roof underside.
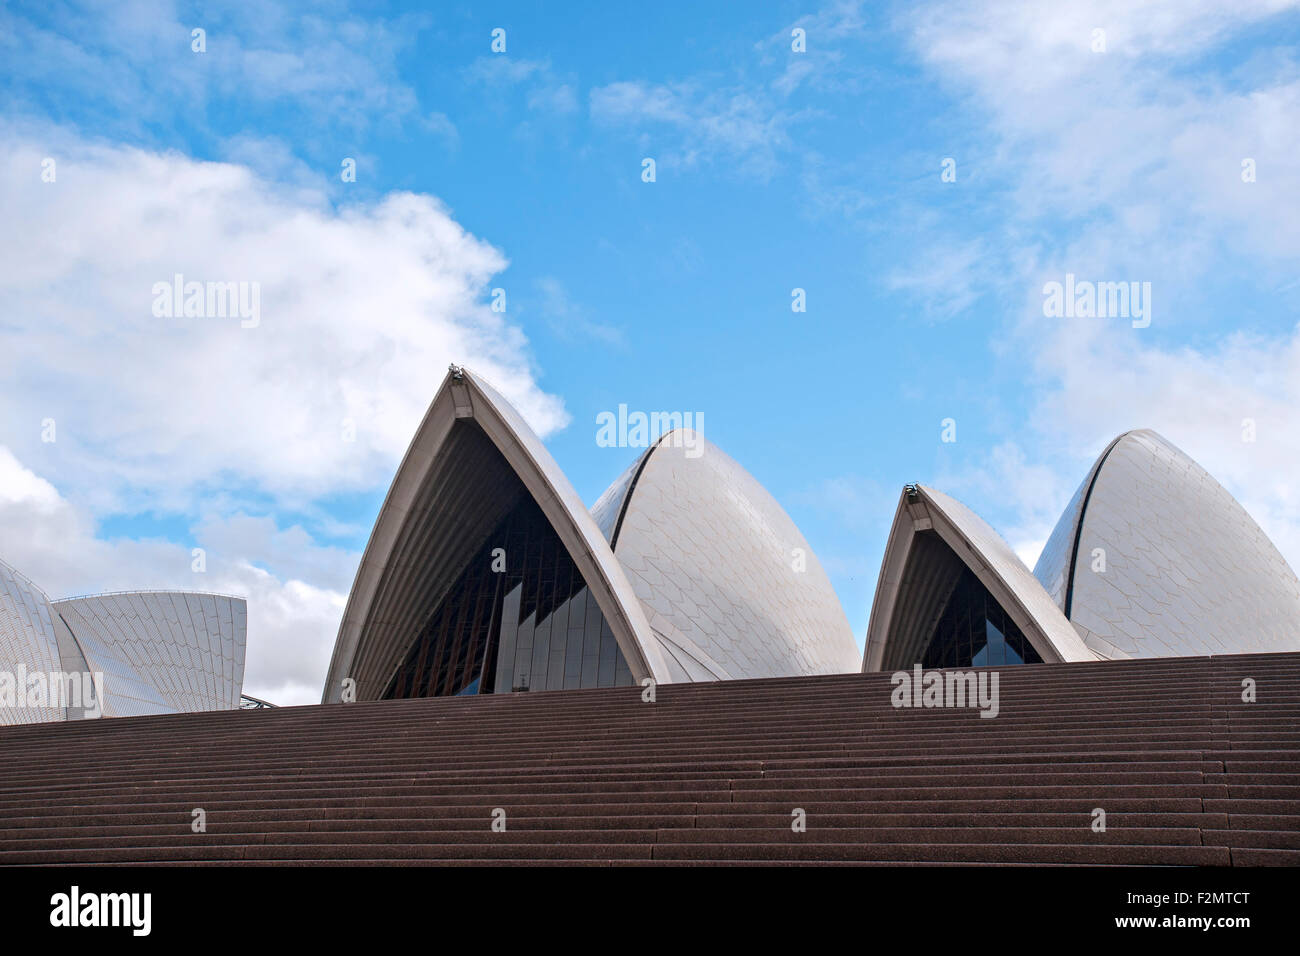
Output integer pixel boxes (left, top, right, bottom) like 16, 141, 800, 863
346, 419, 527, 699
878, 531, 966, 670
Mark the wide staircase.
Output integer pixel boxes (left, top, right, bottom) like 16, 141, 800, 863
1, 652, 1297, 865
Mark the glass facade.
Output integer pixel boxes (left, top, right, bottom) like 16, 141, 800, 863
383, 495, 633, 699
921, 566, 1043, 669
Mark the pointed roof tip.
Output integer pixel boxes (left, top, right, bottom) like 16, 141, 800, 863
1106, 426, 1180, 451
1095, 428, 1208, 478
642, 426, 712, 456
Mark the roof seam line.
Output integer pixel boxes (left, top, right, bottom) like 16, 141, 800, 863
1063, 434, 1127, 620
608, 432, 672, 550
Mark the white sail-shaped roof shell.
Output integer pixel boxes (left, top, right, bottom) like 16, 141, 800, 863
592, 431, 860, 681
0, 558, 72, 724
53, 591, 247, 715
322, 367, 672, 702
864, 484, 1094, 671
1033, 429, 1300, 659
3, 554, 247, 724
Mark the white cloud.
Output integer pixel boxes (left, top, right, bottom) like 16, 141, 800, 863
527, 83, 579, 115
0, 447, 63, 513
533, 277, 624, 346
933, 319, 1300, 578
894, 0, 1300, 579
232, 569, 344, 706
463, 56, 550, 87
589, 80, 807, 178
1027, 320, 1300, 561
885, 235, 992, 319
0, 123, 575, 707
422, 111, 460, 147
464, 56, 580, 119
0, 0, 425, 132
587, 3, 874, 179
907, 0, 1300, 275
758, 0, 872, 97
0, 122, 567, 515
216, 132, 333, 201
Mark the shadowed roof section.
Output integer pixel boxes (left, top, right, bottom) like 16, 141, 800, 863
322, 366, 671, 703
864, 484, 1094, 671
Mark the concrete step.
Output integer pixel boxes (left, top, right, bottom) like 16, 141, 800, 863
0, 650, 1295, 866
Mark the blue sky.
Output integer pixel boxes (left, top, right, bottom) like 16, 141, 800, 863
3, 0, 1299, 702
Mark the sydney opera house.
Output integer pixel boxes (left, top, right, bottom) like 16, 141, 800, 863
6, 363, 1299, 729
4, 363, 1298, 869
322, 365, 861, 703
321, 365, 1300, 704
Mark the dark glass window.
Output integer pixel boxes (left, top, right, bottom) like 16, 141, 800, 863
921, 566, 1043, 669
383, 494, 632, 699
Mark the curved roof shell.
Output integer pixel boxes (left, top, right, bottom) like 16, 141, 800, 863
864, 484, 1094, 670
324, 368, 864, 700
1033, 429, 1300, 658
594, 431, 860, 681
2, 555, 247, 724
0, 558, 72, 724
322, 367, 672, 702
53, 591, 246, 715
